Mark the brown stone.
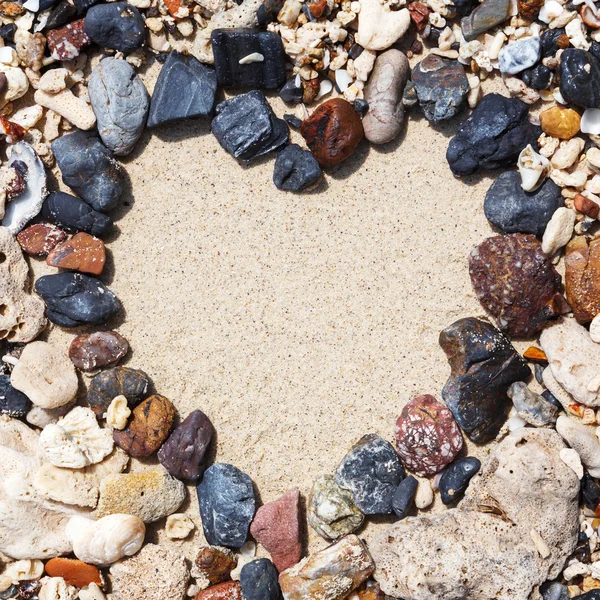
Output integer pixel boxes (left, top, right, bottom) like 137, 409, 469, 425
0, 1, 23, 16
540, 106, 581, 140
302, 78, 319, 105
69, 331, 129, 371
47, 19, 91, 61
565, 236, 600, 324
300, 99, 364, 167
195, 547, 237, 586
574, 193, 600, 219
517, 0, 543, 19
557, 33, 571, 48
308, 0, 327, 18
46, 232, 106, 275
163, 0, 183, 17
113, 394, 176, 458
194, 582, 242, 600
45, 558, 102, 588
408, 2, 430, 31
17, 223, 67, 257
523, 346, 548, 362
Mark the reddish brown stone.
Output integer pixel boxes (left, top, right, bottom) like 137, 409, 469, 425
574, 193, 600, 219
0, 1, 23, 16
195, 582, 242, 600
523, 346, 547, 362
517, 0, 543, 19
195, 547, 237, 586
17, 223, 67, 257
163, 0, 183, 17
565, 236, 600, 324
557, 33, 571, 48
469, 234, 569, 338
69, 331, 129, 371
46, 232, 106, 275
302, 78, 320, 104
47, 19, 91, 61
309, 0, 327, 18
0, 116, 24, 144
45, 558, 102, 588
408, 2, 430, 31
300, 99, 364, 167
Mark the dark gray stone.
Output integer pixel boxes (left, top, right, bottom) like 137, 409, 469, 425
87, 366, 150, 416
541, 28, 565, 57
273, 144, 322, 192
0, 374, 31, 418
542, 389, 562, 409
84, 2, 146, 53
438, 457, 481, 505
41, 192, 113, 237
391, 475, 417, 519
44, 2, 76, 31
197, 463, 256, 548
461, 0, 510, 41
560, 49, 600, 109
279, 77, 303, 104
572, 590, 600, 600
521, 64, 552, 90
240, 559, 282, 600
540, 582, 569, 600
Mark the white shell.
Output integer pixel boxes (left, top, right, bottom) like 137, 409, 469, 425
582, 108, 600, 134
517, 144, 551, 191
38, 577, 78, 600
165, 513, 195, 539
335, 69, 353, 92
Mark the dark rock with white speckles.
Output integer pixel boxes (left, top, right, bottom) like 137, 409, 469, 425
560, 49, 600, 109
0, 374, 31, 417
41, 192, 113, 237
240, 559, 282, 600
541, 582, 569, 600
438, 457, 481, 505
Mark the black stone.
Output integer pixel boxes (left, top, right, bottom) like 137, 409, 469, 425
273, 144, 322, 192
348, 43, 364, 60
452, 0, 478, 16
0, 374, 31, 418
521, 64, 552, 90
540, 582, 569, 600
197, 463, 256, 548
44, 1, 77, 31
38, 0, 57, 11
540, 28, 565, 57
52, 131, 124, 212
572, 531, 592, 564
353, 98, 369, 117
257, 0, 285, 26
35, 272, 121, 328
391, 475, 418, 519
41, 191, 113, 237
0, 23, 16, 40
439, 457, 481, 504
560, 49, 600, 109
581, 474, 600, 511
73, 0, 101, 13
283, 114, 302, 128
0, 585, 16, 600
542, 389, 562, 409
84, 2, 146, 53
574, 590, 600, 599
483, 171, 563, 237
212, 90, 288, 161
426, 26, 444, 45
147, 51, 217, 127
591, 41, 600, 62
240, 559, 282, 600
279, 77, 303, 105
335, 433, 405, 515
534, 363, 545, 384
88, 366, 150, 416
439, 317, 531, 443
212, 29, 286, 90
446, 93, 540, 176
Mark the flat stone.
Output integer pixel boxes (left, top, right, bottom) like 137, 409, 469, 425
438, 457, 481, 505
0, 374, 31, 417
41, 192, 113, 237
391, 475, 418, 519
44, 558, 102, 589
87, 366, 150, 416
69, 331, 129, 371
507, 381, 559, 426
279, 78, 303, 105
565, 236, 600, 324
461, 0, 510, 41
17, 223, 66, 257
560, 49, 600, 109
46, 232, 106, 275
84, 2, 146, 53
194, 547, 237, 586
240, 559, 282, 600
499, 37, 541, 75
273, 144, 322, 192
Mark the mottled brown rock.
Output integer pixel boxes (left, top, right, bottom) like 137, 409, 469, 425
87, 366, 150, 416
195, 582, 242, 600
469, 234, 569, 338
195, 547, 237, 586
69, 331, 129, 371
300, 99, 364, 167
565, 236, 600, 324
47, 19, 91, 61
17, 224, 67, 257
113, 394, 176, 458
0, 1, 23, 16
46, 232, 106, 275
574, 193, 599, 219
408, 2, 430, 31
45, 558, 102, 588
518, 0, 543, 19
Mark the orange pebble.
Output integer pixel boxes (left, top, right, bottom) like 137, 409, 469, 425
45, 558, 102, 588
523, 346, 548, 362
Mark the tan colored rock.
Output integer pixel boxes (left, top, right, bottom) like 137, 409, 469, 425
565, 236, 600, 324
39, 577, 78, 600
556, 414, 600, 477
356, 0, 410, 50
34, 88, 96, 131
165, 513, 195, 539
38, 68, 68, 93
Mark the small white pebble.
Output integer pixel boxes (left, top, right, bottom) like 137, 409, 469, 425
239, 52, 264, 64
560, 448, 584, 479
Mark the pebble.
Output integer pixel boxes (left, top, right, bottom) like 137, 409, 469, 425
240, 559, 282, 600
46, 232, 106, 275
147, 51, 217, 128
197, 463, 256, 549
35, 88, 97, 132
0, 374, 31, 417
356, 0, 410, 50
279, 78, 303, 105
194, 546, 237, 586
560, 49, 600, 108
499, 37, 541, 75
41, 192, 113, 238
362, 49, 409, 144
484, 171, 563, 236
158, 409, 214, 481
88, 58, 149, 156
84, 2, 146, 53
391, 474, 418, 519
46, 19, 90, 60
540, 105, 581, 139
559, 447, 584, 479
438, 457, 481, 505
541, 207, 576, 257
307, 474, 364, 539
540, 582, 570, 600
574, 194, 599, 219
507, 381, 558, 426
166, 512, 194, 539
52, 131, 125, 213
249, 488, 301, 572
35, 272, 121, 327
44, 558, 101, 589
300, 98, 364, 167
521, 64, 552, 90
194, 582, 242, 600
461, 0, 510, 41
17, 223, 67, 257
469, 234, 568, 338
556, 414, 600, 477
273, 144, 322, 192
447, 93, 540, 176
87, 366, 150, 416
68, 331, 129, 372
565, 237, 600, 324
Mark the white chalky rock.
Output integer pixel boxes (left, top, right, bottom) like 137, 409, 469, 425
11, 105, 43, 129
106, 395, 130, 430
498, 37, 541, 75
542, 366, 576, 412
582, 108, 600, 135
27, 403, 74, 429
540, 317, 600, 406
38, 68, 69, 93
541, 207, 576, 256
11, 341, 78, 409
78, 584, 106, 600
551, 137, 585, 170
39, 577, 78, 600
556, 414, 600, 477
559, 447, 584, 478
371, 428, 579, 600
414, 476, 434, 509
591, 314, 600, 343
356, 0, 410, 50
0, 65, 28, 103
165, 513, 195, 539
34, 88, 96, 131
0, 559, 44, 590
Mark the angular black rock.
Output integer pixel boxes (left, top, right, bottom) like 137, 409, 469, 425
483, 171, 563, 237
84, 2, 146, 53
279, 77, 303, 105
452, 0, 478, 15
581, 474, 600, 510
52, 131, 124, 212
147, 51, 217, 128
87, 366, 150, 416
35, 272, 121, 328
446, 93, 540, 176
439, 317, 530, 443
438, 456, 481, 505
521, 64, 552, 90
257, 0, 285, 25
44, 1, 76, 30
73, 0, 101, 13
391, 474, 418, 519
353, 98, 369, 117
0, 374, 31, 418
542, 389, 562, 410
540, 582, 569, 600
540, 28, 565, 58
197, 462, 256, 548
41, 192, 113, 237
283, 114, 302, 128
572, 531, 592, 564
212, 90, 288, 161
560, 49, 600, 109
158, 410, 215, 481
273, 144, 322, 192
240, 559, 283, 600
212, 29, 286, 90
335, 433, 404, 515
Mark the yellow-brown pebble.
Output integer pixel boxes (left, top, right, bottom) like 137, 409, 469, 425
540, 106, 581, 140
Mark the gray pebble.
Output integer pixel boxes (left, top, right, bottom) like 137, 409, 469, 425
499, 37, 541, 75
461, 0, 510, 41
273, 144, 322, 192
507, 381, 559, 426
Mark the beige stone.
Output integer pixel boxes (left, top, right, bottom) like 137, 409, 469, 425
38, 68, 68, 94
34, 88, 96, 131
165, 513, 195, 539
356, 0, 410, 50
556, 414, 600, 477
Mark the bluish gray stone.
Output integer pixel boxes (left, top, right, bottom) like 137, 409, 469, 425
438, 457, 481, 505
499, 37, 541, 75
84, 2, 146, 53
0, 374, 31, 418
507, 381, 559, 426
41, 191, 113, 237
240, 559, 282, 600
279, 77, 303, 104
540, 583, 569, 600
560, 49, 600, 109
273, 144, 322, 192
89, 58, 149, 156
461, 0, 510, 41
391, 475, 417, 519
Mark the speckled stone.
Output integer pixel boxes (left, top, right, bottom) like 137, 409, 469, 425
87, 366, 150, 416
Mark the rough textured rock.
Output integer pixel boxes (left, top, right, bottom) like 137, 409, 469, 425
84, 2, 146, 53
273, 144, 322, 192
69, 331, 129, 372
41, 192, 113, 238
355, 0, 410, 50
560, 49, 600, 109
565, 237, 600, 324
17, 223, 66, 257
555, 414, 600, 478
507, 381, 559, 426
195, 582, 241, 600
87, 366, 149, 416
47, 19, 90, 60
195, 546, 237, 586
438, 456, 481, 505
461, 0, 510, 40
371, 428, 579, 600
240, 559, 282, 600
0, 374, 30, 417
46, 232, 106, 275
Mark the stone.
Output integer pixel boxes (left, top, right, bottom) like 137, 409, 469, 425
165, 513, 194, 539
17, 224, 66, 257
52, 131, 124, 213
158, 409, 214, 480
279, 78, 303, 105
113, 394, 176, 458
499, 37, 541, 75
279, 535, 374, 600
45, 2, 77, 33
106, 395, 130, 430
195, 583, 242, 600
0, 374, 30, 417
197, 463, 256, 549
574, 194, 599, 219
84, 3, 145, 53
11, 341, 77, 409
540, 106, 581, 139
195, 547, 237, 586
507, 382, 559, 426
371, 428, 579, 600
88, 58, 149, 156
565, 237, 600, 324
94, 466, 186, 523
301, 99, 364, 167
412, 56, 469, 122
541, 207, 575, 257
38, 578, 76, 600
250, 489, 301, 573
518, 0, 543, 18
273, 144, 322, 192
334, 433, 404, 515
0, 227, 46, 343
69, 331, 129, 372
211, 29, 286, 90
391, 474, 418, 519
355, 0, 410, 51
447, 93, 540, 176
438, 457, 481, 505
44, 559, 101, 589
484, 171, 563, 237
560, 49, 600, 109
395, 394, 463, 475
41, 192, 113, 238
307, 474, 363, 540
35, 272, 121, 327
461, 0, 510, 41
46, 233, 106, 275
469, 234, 568, 338
362, 49, 410, 144
556, 414, 600, 477
46, 19, 90, 60
87, 366, 150, 416
521, 64, 552, 90
212, 90, 288, 161
240, 559, 281, 600
147, 51, 217, 128
439, 317, 531, 443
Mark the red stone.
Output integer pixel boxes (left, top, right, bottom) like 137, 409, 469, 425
574, 193, 600, 219
250, 488, 302, 573
69, 331, 129, 371
47, 19, 91, 60
0, 116, 24, 144
46, 232, 106, 275
163, 0, 183, 17
408, 2, 430, 31
45, 558, 102, 588
17, 223, 67, 257
395, 394, 463, 476
195, 582, 242, 600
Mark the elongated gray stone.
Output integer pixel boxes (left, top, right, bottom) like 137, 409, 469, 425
461, 0, 510, 41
